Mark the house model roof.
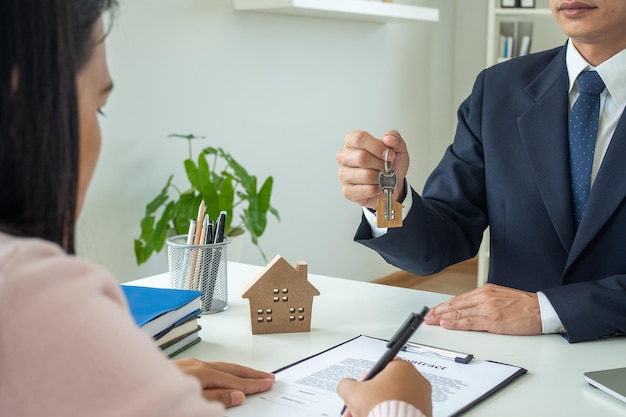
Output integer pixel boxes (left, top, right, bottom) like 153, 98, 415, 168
241, 255, 319, 335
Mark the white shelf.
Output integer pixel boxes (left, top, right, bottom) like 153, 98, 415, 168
233, 0, 439, 23
494, 7, 552, 17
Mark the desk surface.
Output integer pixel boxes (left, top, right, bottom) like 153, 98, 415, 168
129, 262, 626, 416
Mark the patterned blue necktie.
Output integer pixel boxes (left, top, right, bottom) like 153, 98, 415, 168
569, 70, 605, 227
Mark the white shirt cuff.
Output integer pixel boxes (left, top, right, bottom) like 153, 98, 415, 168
368, 400, 427, 417
363, 179, 413, 238
537, 291, 565, 334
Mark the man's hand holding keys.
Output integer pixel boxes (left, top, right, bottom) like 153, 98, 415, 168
336, 130, 410, 211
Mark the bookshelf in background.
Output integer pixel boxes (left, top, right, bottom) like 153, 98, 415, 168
486, 0, 556, 67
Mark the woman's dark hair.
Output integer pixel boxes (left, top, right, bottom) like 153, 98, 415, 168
0, 0, 117, 253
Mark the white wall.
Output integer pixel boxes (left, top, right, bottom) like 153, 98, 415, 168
76, 0, 458, 282
451, 0, 487, 110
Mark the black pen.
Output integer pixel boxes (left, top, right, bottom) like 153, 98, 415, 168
213, 210, 226, 244
202, 211, 226, 312
205, 220, 213, 245
339, 307, 429, 416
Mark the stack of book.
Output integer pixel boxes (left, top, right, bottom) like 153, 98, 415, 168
121, 285, 202, 357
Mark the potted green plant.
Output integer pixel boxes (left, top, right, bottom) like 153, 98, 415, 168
134, 134, 280, 265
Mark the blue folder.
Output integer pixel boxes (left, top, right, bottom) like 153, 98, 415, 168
121, 285, 202, 337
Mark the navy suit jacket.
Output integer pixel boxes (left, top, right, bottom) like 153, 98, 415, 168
356, 45, 626, 343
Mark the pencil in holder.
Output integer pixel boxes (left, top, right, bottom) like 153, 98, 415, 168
167, 234, 230, 314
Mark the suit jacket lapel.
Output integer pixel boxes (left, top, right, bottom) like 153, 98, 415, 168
518, 48, 576, 254
567, 112, 626, 267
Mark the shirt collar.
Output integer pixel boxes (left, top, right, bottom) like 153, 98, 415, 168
566, 39, 626, 108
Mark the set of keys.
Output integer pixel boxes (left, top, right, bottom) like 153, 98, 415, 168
376, 147, 403, 228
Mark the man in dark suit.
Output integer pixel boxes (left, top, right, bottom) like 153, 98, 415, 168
336, 0, 626, 343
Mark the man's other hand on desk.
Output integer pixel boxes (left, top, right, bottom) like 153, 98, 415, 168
174, 358, 275, 407
423, 284, 542, 336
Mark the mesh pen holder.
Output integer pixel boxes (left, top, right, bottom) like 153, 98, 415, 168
167, 234, 230, 314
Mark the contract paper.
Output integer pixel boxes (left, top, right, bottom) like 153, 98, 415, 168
225, 335, 526, 417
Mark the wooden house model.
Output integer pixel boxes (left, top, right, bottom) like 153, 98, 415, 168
241, 255, 319, 335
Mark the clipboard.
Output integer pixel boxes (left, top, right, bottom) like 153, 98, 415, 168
225, 335, 527, 417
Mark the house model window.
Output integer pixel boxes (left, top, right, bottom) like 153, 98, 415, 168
242, 255, 320, 335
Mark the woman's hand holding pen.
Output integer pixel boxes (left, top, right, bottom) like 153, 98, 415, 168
336, 359, 432, 417
173, 358, 275, 408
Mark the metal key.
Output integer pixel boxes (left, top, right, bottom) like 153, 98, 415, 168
380, 169, 397, 220
376, 148, 403, 228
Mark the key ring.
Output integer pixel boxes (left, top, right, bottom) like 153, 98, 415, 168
384, 147, 393, 173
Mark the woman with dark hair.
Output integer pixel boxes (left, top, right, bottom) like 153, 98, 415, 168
0, 0, 80, 250
0, 1, 432, 416
1, 1, 274, 415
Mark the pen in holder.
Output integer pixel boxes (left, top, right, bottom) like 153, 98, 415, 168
167, 234, 230, 314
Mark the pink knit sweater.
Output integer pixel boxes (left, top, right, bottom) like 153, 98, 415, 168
0, 234, 426, 417
0, 234, 223, 417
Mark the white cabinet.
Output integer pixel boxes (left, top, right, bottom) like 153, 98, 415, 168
233, 0, 439, 23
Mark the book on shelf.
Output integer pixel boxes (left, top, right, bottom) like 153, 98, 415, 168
500, 0, 517, 7
519, 0, 535, 7
518, 35, 531, 56
497, 20, 533, 61
121, 285, 202, 338
499, 34, 514, 61
516, 21, 533, 56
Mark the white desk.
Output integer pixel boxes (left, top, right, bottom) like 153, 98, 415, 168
129, 262, 626, 416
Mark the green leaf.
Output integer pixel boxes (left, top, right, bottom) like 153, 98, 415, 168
172, 192, 202, 234
241, 211, 268, 263
184, 158, 199, 189
224, 152, 252, 189
134, 239, 149, 265
201, 146, 219, 156
257, 177, 273, 214
145, 175, 173, 215
168, 133, 201, 140
197, 151, 219, 216
139, 215, 156, 242
269, 206, 281, 222
197, 152, 211, 189
244, 196, 268, 238
247, 175, 257, 197
152, 201, 176, 252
